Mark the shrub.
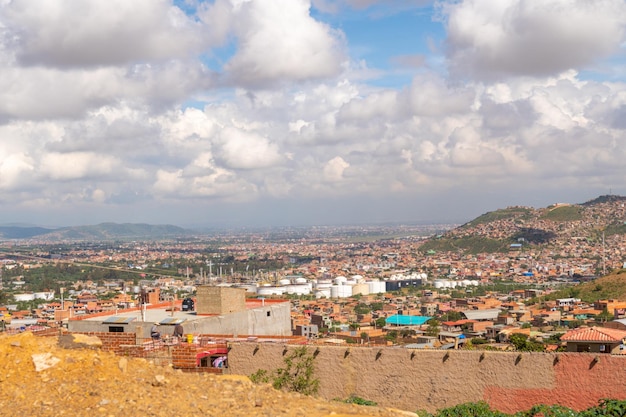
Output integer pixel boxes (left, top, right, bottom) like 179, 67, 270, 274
250, 346, 319, 396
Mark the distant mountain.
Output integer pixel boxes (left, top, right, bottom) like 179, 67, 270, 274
0, 226, 55, 239
419, 195, 626, 254
0, 222, 192, 241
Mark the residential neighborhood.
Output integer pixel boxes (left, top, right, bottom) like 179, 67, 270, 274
3, 198, 626, 355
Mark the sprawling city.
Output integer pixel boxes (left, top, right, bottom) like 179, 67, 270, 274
3, 195, 626, 415
3, 0, 626, 416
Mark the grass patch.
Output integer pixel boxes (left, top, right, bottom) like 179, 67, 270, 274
463, 207, 533, 228
541, 205, 583, 221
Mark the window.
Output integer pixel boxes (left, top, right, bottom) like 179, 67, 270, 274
109, 326, 124, 333
267, 311, 271, 317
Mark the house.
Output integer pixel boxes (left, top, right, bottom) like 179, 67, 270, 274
461, 308, 501, 322
294, 324, 319, 339
560, 326, 626, 354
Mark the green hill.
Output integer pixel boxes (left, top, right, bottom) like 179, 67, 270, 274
462, 207, 534, 228
546, 269, 626, 303
419, 195, 626, 255
541, 205, 583, 221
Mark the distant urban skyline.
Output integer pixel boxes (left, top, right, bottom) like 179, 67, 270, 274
1, 1, 625, 228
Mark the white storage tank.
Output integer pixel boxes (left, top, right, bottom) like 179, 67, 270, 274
238, 284, 258, 293
315, 288, 331, 299
287, 284, 311, 295
433, 279, 446, 289
35, 291, 55, 301
367, 280, 386, 294
330, 285, 339, 298
279, 278, 291, 286
316, 281, 332, 290
295, 277, 307, 284
337, 284, 353, 298
352, 283, 370, 296
257, 286, 287, 296
14, 293, 35, 302
334, 276, 347, 285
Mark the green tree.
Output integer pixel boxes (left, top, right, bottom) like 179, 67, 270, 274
354, 303, 371, 314
385, 330, 398, 342
375, 317, 387, 328
441, 311, 462, 322
370, 302, 384, 311
426, 319, 441, 337
595, 309, 613, 323
250, 346, 319, 396
509, 333, 544, 352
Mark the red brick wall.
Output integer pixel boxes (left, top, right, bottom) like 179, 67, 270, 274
172, 343, 225, 373
172, 343, 198, 369
72, 332, 137, 354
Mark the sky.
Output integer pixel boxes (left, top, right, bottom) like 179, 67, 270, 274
1, 0, 626, 228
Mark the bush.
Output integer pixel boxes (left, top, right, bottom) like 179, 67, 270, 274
250, 346, 319, 396
340, 395, 377, 406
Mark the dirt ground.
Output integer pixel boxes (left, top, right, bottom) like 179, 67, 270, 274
0, 332, 417, 417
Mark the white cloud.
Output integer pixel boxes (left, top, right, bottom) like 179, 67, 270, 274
442, 0, 626, 80
1, 1, 626, 225
0, 152, 34, 190
39, 152, 120, 180
323, 156, 349, 182
220, 0, 347, 87
4, 0, 205, 68
91, 189, 107, 203
216, 127, 283, 169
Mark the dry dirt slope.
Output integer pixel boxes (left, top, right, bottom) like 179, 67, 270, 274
0, 332, 417, 417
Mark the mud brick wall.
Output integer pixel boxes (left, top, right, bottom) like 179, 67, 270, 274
227, 343, 626, 414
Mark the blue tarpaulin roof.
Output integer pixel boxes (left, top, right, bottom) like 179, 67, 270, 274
385, 315, 431, 326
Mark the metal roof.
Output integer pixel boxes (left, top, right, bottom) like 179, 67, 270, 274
158, 317, 187, 325
102, 316, 136, 324
461, 308, 501, 321
385, 315, 431, 326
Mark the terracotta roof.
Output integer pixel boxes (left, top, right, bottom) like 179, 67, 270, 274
561, 326, 626, 342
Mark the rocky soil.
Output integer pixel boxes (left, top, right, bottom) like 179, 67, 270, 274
0, 332, 417, 417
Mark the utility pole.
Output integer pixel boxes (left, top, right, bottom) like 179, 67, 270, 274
602, 231, 606, 276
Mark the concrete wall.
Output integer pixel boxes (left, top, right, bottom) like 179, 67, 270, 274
226, 344, 626, 414
67, 302, 291, 337
182, 303, 291, 336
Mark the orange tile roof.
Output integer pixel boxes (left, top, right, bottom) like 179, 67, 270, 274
561, 326, 626, 342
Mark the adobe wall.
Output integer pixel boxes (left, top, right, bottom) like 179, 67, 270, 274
226, 344, 626, 414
